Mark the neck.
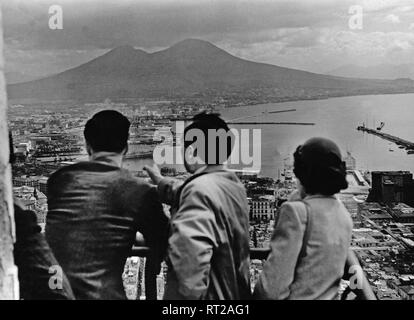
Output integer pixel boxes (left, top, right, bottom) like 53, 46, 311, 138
90, 151, 123, 168
194, 164, 225, 175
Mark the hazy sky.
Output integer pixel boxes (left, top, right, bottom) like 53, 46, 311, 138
2, 0, 414, 82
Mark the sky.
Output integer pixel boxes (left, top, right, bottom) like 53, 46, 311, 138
2, 0, 414, 83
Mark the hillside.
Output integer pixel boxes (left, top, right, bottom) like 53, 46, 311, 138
7, 39, 414, 101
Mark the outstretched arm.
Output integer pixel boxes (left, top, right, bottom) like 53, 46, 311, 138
144, 164, 183, 206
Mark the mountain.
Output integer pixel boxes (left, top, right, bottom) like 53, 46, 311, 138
327, 64, 414, 80
7, 39, 414, 101
5, 71, 53, 84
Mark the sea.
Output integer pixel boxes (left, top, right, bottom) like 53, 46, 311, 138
123, 93, 414, 179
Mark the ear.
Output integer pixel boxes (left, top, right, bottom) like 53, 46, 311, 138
185, 145, 196, 164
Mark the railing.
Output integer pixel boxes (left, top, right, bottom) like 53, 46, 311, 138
130, 246, 376, 300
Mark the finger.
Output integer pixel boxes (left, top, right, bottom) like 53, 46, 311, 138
143, 165, 153, 173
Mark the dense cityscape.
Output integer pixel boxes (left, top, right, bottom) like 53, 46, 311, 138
8, 98, 414, 300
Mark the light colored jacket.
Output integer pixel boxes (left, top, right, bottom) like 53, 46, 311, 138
254, 194, 353, 300
158, 167, 251, 300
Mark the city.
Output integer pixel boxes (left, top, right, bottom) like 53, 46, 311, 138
2, 0, 414, 306
8, 100, 414, 300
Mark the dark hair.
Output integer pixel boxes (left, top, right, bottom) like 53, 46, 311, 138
183, 112, 234, 165
293, 137, 348, 196
84, 110, 130, 153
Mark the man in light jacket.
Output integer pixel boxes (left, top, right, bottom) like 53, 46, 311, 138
145, 112, 251, 300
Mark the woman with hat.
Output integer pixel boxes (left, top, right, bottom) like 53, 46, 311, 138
254, 137, 353, 300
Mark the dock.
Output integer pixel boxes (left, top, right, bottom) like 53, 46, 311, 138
229, 121, 315, 125
357, 125, 414, 150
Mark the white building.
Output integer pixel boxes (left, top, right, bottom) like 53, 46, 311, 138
344, 151, 356, 170
249, 195, 276, 221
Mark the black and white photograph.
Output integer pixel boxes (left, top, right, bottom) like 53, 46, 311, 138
1, 0, 414, 310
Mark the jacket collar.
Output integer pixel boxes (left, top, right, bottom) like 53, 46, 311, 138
194, 164, 226, 175
304, 194, 337, 201
90, 151, 123, 168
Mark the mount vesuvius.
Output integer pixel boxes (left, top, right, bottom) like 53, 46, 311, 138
7, 39, 414, 102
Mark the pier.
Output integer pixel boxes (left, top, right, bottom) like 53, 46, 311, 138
229, 121, 315, 125
357, 125, 414, 151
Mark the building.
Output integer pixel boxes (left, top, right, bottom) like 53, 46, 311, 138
358, 202, 394, 223
398, 285, 414, 300
38, 177, 48, 195
249, 195, 276, 222
13, 176, 39, 188
389, 203, 414, 223
123, 257, 140, 299
351, 228, 400, 249
344, 151, 356, 170
13, 175, 49, 196
367, 171, 414, 207
13, 185, 48, 231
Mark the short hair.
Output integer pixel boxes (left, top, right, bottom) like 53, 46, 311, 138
183, 112, 234, 165
293, 137, 348, 196
84, 110, 130, 153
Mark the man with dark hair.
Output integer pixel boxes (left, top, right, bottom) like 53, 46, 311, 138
145, 112, 251, 300
46, 110, 169, 299
83, 110, 131, 154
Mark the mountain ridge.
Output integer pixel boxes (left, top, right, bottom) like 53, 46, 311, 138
7, 39, 414, 102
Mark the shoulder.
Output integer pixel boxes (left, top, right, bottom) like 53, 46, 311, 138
281, 201, 307, 215
115, 170, 154, 194
279, 201, 308, 224
47, 162, 86, 186
48, 161, 117, 180
182, 171, 242, 195
336, 199, 354, 229
180, 173, 221, 203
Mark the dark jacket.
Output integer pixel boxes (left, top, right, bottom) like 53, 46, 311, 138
13, 201, 75, 300
158, 167, 251, 300
45, 156, 169, 300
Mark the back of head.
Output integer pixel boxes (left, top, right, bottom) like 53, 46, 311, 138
184, 112, 234, 165
293, 137, 348, 196
84, 110, 130, 153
